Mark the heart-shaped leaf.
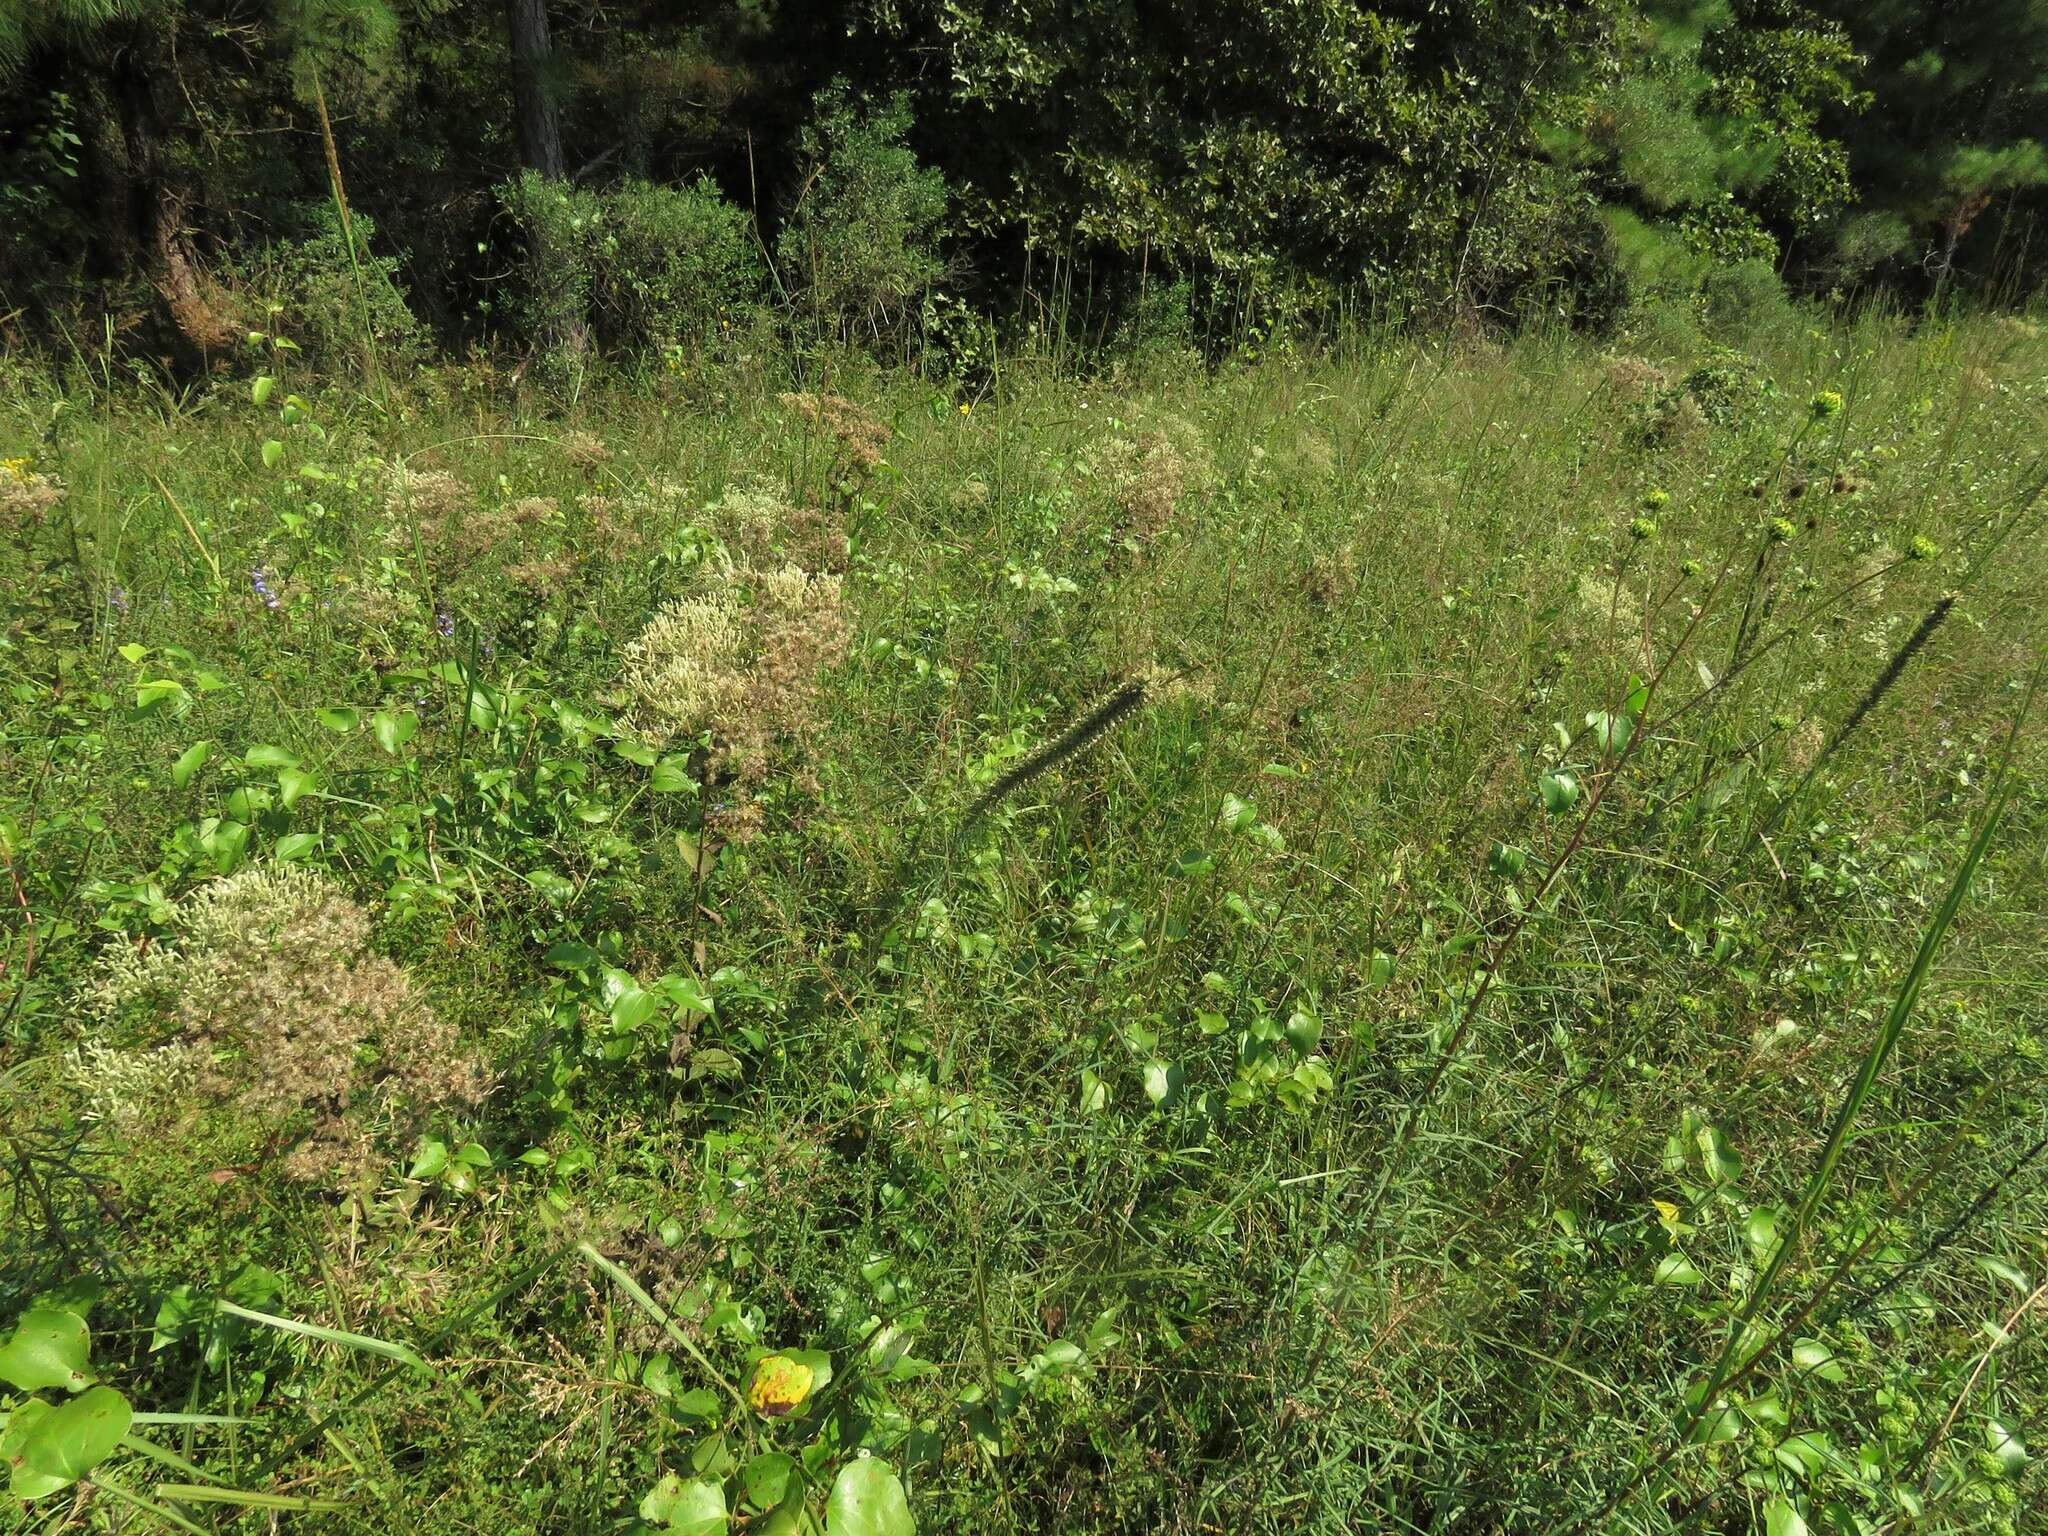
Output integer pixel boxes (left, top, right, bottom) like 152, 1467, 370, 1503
743, 1451, 797, 1510
16, 1384, 131, 1492
372, 709, 419, 754
1539, 769, 1579, 815
0, 1309, 94, 1393
1, 1399, 68, 1499
641, 1473, 727, 1535
827, 1456, 914, 1536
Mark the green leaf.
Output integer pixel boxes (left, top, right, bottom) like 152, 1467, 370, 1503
151, 1286, 208, 1352
315, 706, 359, 733
244, 744, 299, 770
1763, 1496, 1808, 1536
1790, 1339, 1846, 1383
826, 1456, 915, 1536
1745, 1205, 1781, 1258
609, 984, 661, 1033
171, 740, 213, 789
16, 1384, 132, 1491
117, 642, 150, 665
251, 375, 276, 406
743, 1452, 797, 1511
1774, 1430, 1833, 1479
276, 767, 319, 807
261, 438, 284, 470
1141, 1060, 1182, 1108
1653, 1253, 1704, 1287
408, 1137, 449, 1180
546, 943, 600, 970
0, 1399, 69, 1499
0, 1309, 95, 1393
641, 1474, 727, 1535
273, 833, 320, 862
526, 869, 576, 905
1987, 1418, 2029, 1476
650, 757, 696, 793
1283, 1009, 1322, 1056
371, 710, 418, 754
1539, 769, 1579, 814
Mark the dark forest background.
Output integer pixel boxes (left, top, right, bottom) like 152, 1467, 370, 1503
3, 0, 2046, 372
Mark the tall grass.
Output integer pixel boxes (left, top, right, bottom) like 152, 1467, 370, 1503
1, 309, 2045, 1533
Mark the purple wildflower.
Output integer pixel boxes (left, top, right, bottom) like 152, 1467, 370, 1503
106, 584, 129, 614
250, 567, 281, 611
435, 608, 455, 638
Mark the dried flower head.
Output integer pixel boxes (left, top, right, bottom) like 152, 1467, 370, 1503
0, 456, 66, 523
84, 865, 486, 1181
778, 392, 891, 473
1086, 416, 1212, 544
619, 561, 851, 818
557, 430, 613, 471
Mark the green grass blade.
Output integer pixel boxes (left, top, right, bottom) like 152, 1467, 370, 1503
214, 1301, 431, 1373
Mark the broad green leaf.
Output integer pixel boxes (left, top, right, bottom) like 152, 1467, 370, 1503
1745, 1205, 1781, 1257
743, 1451, 797, 1510
251, 375, 276, 406
261, 438, 284, 470
1, 1399, 68, 1499
1774, 1430, 1833, 1479
826, 1455, 914, 1536
172, 737, 214, 789
276, 767, 318, 807
609, 984, 661, 1033
641, 1474, 726, 1535
117, 642, 150, 664
17, 1384, 131, 1490
1763, 1497, 1808, 1536
273, 832, 320, 862
1079, 1068, 1110, 1113
371, 710, 418, 754
315, 706, 359, 733
1539, 769, 1579, 814
409, 1138, 449, 1180
1987, 1418, 2028, 1476
0, 1309, 94, 1393
1141, 1060, 1182, 1108
1790, 1339, 1846, 1383
545, 943, 600, 970
650, 757, 696, 793
244, 743, 299, 770
151, 1286, 207, 1352
1653, 1253, 1704, 1287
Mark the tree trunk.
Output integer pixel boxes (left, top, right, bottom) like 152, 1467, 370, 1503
506, 0, 567, 181
110, 31, 236, 356
504, 0, 587, 360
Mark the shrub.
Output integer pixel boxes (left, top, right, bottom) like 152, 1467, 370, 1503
1700, 258, 1800, 347
500, 172, 766, 357
239, 202, 423, 374
777, 92, 948, 342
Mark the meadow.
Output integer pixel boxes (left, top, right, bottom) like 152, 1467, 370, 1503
3, 313, 2047, 1534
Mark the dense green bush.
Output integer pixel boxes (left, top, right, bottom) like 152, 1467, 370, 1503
500, 172, 766, 358
777, 93, 948, 344
238, 203, 423, 374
